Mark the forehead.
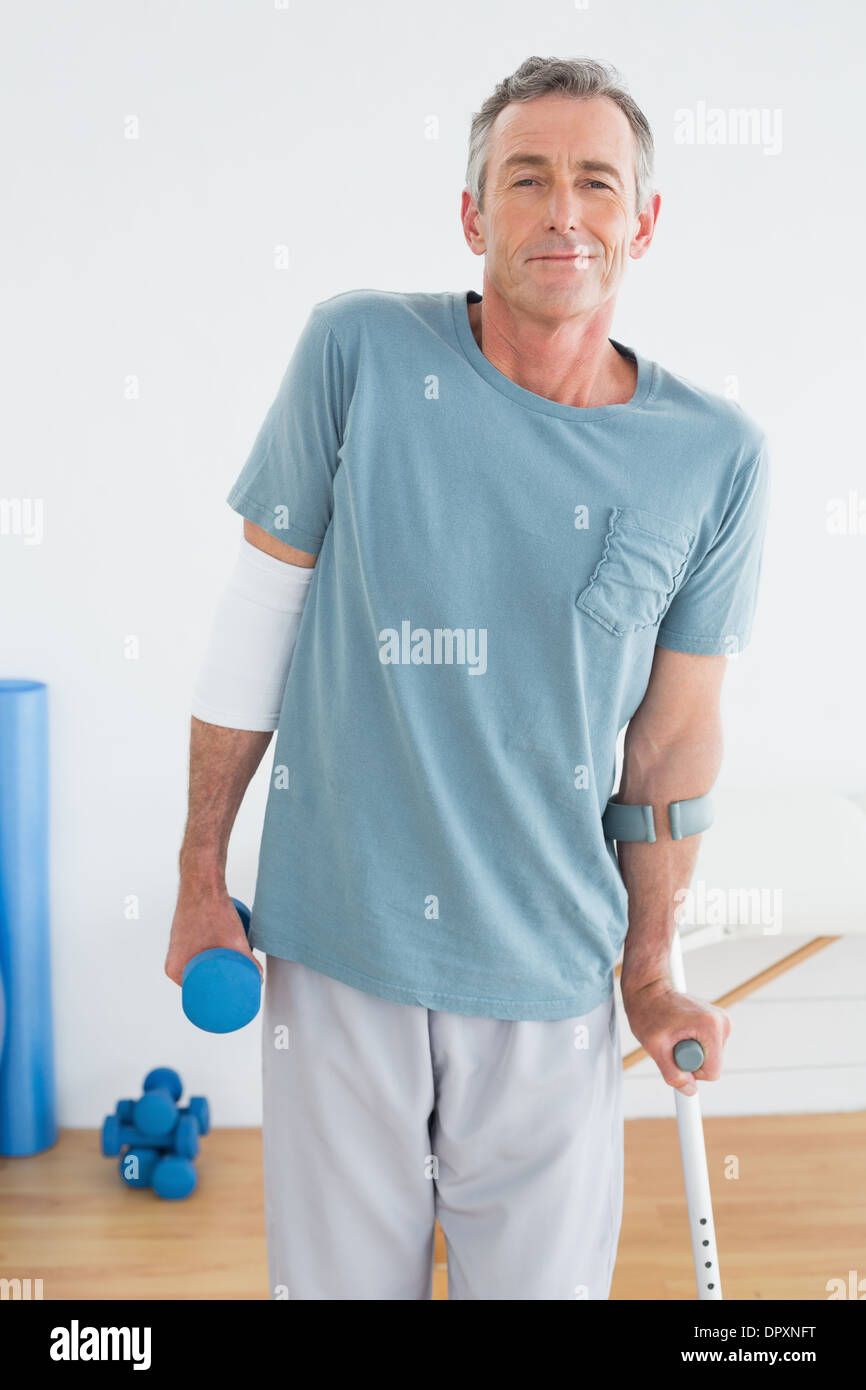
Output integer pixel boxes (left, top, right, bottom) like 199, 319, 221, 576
488, 93, 635, 171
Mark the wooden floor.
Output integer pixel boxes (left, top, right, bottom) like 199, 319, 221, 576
1, 1114, 862, 1300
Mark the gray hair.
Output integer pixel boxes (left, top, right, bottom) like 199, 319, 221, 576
465, 55, 655, 217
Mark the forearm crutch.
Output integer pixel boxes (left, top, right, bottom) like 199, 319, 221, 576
669, 927, 722, 1300
603, 792, 722, 1297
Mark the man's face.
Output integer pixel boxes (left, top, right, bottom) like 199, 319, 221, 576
465, 93, 653, 320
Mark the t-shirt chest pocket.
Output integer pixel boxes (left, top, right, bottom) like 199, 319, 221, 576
575, 505, 697, 636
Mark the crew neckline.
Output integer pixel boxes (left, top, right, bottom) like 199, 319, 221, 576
450, 288, 654, 420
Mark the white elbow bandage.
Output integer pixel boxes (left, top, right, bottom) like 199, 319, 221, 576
191, 536, 314, 731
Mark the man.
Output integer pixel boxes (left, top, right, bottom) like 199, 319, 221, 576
166, 55, 769, 1300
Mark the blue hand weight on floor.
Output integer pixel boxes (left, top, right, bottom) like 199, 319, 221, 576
102, 1112, 200, 1159
142, 1067, 182, 1101
181, 899, 261, 1034
0, 680, 57, 1155
134, 1068, 183, 1136
184, 1096, 210, 1135
172, 1114, 200, 1159
102, 1115, 176, 1157
153, 1154, 197, 1200
119, 1147, 159, 1188
133, 1095, 209, 1140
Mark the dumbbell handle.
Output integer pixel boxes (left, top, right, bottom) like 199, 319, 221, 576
181, 898, 260, 1034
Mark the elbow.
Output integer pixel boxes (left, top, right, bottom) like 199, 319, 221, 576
620, 715, 724, 805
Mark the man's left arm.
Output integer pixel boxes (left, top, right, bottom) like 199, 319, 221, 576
616, 644, 733, 1095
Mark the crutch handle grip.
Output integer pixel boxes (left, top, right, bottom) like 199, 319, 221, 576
673, 1038, 705, 1071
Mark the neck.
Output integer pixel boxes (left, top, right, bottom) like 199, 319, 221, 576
467, 282, 636, 409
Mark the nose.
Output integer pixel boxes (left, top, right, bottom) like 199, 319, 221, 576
544, 180, 584, 235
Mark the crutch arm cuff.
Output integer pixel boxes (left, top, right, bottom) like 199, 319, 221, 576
602, 792, 714, 843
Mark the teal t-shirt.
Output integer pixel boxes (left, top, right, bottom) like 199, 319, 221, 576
227, 288, 771, 1021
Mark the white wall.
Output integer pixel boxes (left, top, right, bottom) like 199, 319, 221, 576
619, 932, 866, 1120
2, 0, 863, 1125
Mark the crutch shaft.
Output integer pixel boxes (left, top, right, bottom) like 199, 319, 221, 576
669, 930, 723, 1300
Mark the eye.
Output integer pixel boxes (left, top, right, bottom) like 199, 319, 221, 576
587, 180, 611, 190
513, 178, 538, 187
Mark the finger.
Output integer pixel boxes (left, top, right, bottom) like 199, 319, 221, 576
696, 1027, 730, 1081
693, 1056, 721, 1082
657, 1059, 698, 1095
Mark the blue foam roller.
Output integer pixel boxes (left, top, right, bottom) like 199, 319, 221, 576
181, 900, 260, 1034
153, 1155, 197, 1200
0, 680, 56, 1155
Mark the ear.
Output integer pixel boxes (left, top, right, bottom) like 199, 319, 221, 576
629, 190, 661, 261
461, 187, 487, 256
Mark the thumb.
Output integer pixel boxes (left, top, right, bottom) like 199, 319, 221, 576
656, 1051, 698, 1095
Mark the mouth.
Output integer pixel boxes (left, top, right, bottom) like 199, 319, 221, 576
529, 254, 594, 262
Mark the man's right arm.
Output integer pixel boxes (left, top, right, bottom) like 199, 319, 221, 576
164, 523, 317, 986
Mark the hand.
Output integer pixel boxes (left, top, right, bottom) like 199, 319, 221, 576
621, 979, 731, 1095
164, 884, 263, 987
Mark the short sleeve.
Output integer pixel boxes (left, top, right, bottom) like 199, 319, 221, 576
656, 439, 771, 656
225, 307, 346, 555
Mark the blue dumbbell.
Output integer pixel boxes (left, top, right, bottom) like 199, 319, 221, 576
133, 1068, 183, 1136
102, 1114, 165, 1156
183, 1096, 210, 1136
153, 1154, 198, 1200
167, 1114, 199, 1158
181, 899, 262, 1034
102, 1114, 162, 1156
119, 1147, 198, 1198
101, 1112, 199, 1159
118, 1147, 160, 1188
133, 1069, 208, 1138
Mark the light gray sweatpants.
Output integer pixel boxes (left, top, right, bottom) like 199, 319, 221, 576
261, 955, 624, 1300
